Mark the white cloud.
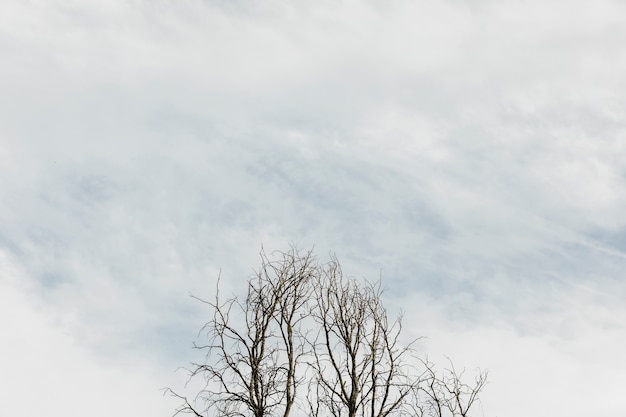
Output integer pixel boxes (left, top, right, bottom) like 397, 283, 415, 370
2, 0, 626, 416
0, 250, 181, 417
402, 284, 626, 417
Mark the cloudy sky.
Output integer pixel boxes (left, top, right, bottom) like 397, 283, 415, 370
2, 0, 626, 416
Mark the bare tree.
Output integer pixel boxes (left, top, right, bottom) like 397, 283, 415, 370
167, 247, 316, 417
169, 248, 487, 417
416, 358, 488, 417
307, 256, 417, 417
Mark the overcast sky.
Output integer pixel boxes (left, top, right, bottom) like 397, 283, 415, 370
2, 1, 626, 416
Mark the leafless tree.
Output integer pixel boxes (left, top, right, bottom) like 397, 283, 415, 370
167, 247, 316, 417
168, 248, 487, 417
307, 256, 417, 417
415, 358, 488, 417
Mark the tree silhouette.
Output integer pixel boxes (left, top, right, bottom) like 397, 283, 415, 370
167, 247, 487, 417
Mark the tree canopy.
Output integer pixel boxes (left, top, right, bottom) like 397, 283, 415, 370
167, 247, 487, 417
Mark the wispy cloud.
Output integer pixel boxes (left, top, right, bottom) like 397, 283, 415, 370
1, 1, 626, 416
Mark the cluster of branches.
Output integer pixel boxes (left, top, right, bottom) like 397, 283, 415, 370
167, 247, 487, 417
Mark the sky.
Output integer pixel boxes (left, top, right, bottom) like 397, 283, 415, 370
1, 0, 626, 416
